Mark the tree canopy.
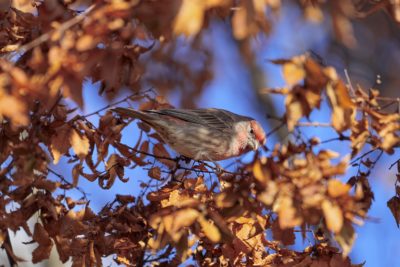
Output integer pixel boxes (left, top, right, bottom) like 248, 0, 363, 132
0, 0, 399, 266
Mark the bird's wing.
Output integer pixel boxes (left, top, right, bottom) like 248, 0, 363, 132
146, 108, 251, 132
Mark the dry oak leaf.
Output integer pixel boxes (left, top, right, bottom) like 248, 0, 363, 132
198, 215, 221, 242
150, 208, 200, 242
70, 129, 90, 159
285, 86, 313, 131
326, 80, 355, 132
328, 179, 351, 198
274, 195, 303, 229
50, 124, 72, 164
161, 189, 198, 208
322, 199, 343, 233
173, 0, 227, 36
282, 58, 306, 86
0, 92, 29, 126
148, 166, 161, 180
387, 196, 400, 227
32, 223, 53, 263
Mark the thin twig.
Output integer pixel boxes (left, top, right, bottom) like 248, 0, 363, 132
47, 167, 87, 198
389, 159, 400, 170
296, 122, 332, 127
260, 88, 290, 95
320, 135, 350, 144
266, 122, 285, 137
350, 148, 378, 166
16, 5, 96, 54
344, 69, 355, 97
83, 88, 154, 118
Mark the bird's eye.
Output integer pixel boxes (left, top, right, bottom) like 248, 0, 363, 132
249, 128, 254, 135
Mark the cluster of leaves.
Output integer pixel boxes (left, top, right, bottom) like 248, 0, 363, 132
0, 0, 400, 266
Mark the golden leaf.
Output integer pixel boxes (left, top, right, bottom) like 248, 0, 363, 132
327, 179, 350, 198
232, 5, 248, 39
285, 90, 307, 131
252, 159, 271, 184
70, 130, 90, 159
304, 5, 324, 23
173, 0, 205, 36
283, 62, 306, 86
198, 215, 221, 242
322, 199, 343, 233
274, 195, 302, 228
76, 35, 96, 51
326, 80, 355, 132
159, 208, 200, 242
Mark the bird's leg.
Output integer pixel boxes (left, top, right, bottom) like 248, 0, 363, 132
181, 155, 192, 164
212, 161, 223, 174
203, 157, 222, 174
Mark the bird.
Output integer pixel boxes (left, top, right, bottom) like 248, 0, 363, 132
112, 107, 266, 161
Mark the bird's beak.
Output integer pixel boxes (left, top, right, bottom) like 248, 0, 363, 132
249, 139, 260, 151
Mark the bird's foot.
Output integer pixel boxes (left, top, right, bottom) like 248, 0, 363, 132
212, 162, 223, 174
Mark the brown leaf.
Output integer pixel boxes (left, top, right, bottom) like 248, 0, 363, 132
72, 163, 82, 187
32, 223, 53, 263
285, 86, 312, 131
148, 166, 161, 180
271, 219, 295, 246
139, 140, 149, 158
330, 254, 351, 267
326, 80, 355, 132
153, 143, 175, 168
50, 124, 72, 164
387, 196, 400, 227
0, 93, 29, 127
34, 178, 58, 192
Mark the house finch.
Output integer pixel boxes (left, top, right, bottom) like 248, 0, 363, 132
112, 107, 266, 161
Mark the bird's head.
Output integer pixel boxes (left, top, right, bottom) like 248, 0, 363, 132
239, 120, 266, 151
248, 120, 266, 150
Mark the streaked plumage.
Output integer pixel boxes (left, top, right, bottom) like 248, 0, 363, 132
112, 107, 266, 161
